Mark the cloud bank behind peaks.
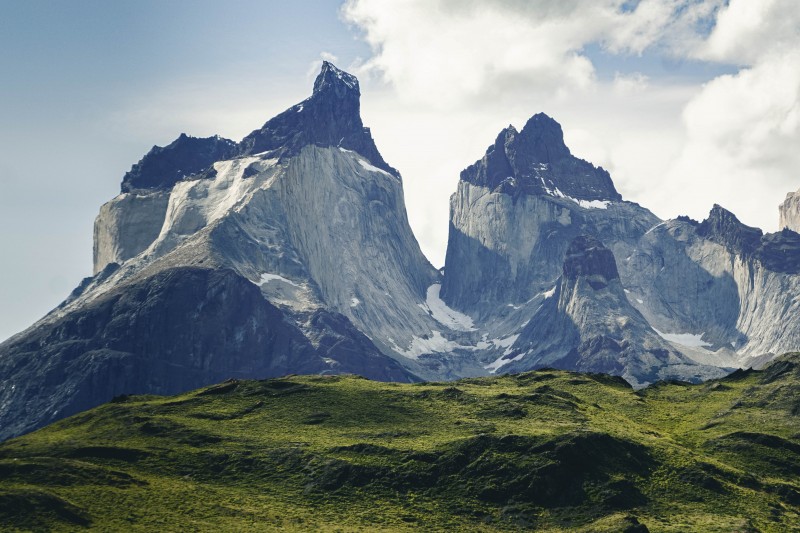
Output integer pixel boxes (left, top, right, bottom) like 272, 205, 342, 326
667, 0, 800, 228
343, 0, 800, 234
342, 0, 722, 107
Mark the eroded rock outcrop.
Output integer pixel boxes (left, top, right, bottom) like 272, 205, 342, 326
497, 236, 727, 387
780, 188, 800, 233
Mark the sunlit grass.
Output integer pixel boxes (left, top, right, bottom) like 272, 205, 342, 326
1, 355, 798, 531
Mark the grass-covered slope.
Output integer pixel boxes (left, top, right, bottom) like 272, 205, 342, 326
1, 355, 799, 532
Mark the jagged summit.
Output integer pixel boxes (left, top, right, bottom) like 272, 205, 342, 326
313, 60, 359, 96
697, 204, 763, 255
121, 134, 237, 193
517, 113, 572, 162
238, 61, 397, 176
698, 204, 800, 274
121, 62, 397, 193
461, 112, 621, 201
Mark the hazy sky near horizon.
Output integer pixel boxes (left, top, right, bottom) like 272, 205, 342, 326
1, 0, 799, 342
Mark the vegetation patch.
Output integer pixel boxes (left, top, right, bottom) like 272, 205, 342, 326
0, 353, 799, 531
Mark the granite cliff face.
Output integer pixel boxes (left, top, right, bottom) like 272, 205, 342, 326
442, 113, 643, 315
620, 206, 800, 360
0, 63, 441, 440
441, 118, 800, 380
497, 236, 726, 387
3, 63, 800, 441
780, 188, 800, 233
460, 114, 620, 201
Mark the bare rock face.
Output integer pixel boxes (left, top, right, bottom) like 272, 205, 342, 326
5, 62, 800, 441
442, 114, 647, 316
501, 236, 727, 388
441, 117, 800, 384
442, 158, 656, 317
0, 267, 414, 441
562, 235, 621, 282
93, 191, 170, 274
460, 113, 620, 201
623, 207, 800, 359
780, 189, 800, 233
1, 63, 437, 441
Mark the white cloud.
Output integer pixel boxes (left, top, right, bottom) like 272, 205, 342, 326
662, 49, 800, 227
343, 0, 800, 252
341, 0, 715, 108
613, 72, 650, 94
320, 51, 339, 63
603, 0, 724, 56
343, 1, 594, 108
699, 0, 799, 63
661, 0, 800, 228
342, 0, 727, 105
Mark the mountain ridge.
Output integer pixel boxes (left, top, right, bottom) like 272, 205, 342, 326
2, 62, 800, 442
0, 62, 438, 441
460, 112, 620, 201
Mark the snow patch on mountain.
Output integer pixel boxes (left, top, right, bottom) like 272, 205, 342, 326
541, 286, 557, 299
419, 283, 475, 331
542, 182, 610, 209
338, 147, 396, 179
259, 273, 301, 288
485, 352, 526, 373
357, 159, 394, 178
575, 199, 610, 209
653, 328, 712, 348
389, 331, 464, 360
121, 155, 282, 264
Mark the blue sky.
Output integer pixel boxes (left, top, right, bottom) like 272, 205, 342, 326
0, 1, 369, 340
1, 0, 799, 341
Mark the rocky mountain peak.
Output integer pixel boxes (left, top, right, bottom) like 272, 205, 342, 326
694, 204, 800, 275
514, 112, 572, 163
697, 204, 763, 256
119, 63, 397, 194
460, 113, 621, 201
238, 62, 397, 176
120, 134, 237, 193
313, 61, 360, 99
562, 235, 620, 282
779, 188, 800, 233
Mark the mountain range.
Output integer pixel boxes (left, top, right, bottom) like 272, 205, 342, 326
2, 62, 800, 441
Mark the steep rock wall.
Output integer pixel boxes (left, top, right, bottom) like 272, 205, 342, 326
780, 189, 800, 232
93, 191, 170, 274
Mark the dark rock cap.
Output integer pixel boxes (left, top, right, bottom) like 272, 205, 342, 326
238, 61, 398, 176
563, 235, 620, 281
461, 112, 621, 201
697, 204, 763, 255
697, 204, 800, 274
120, 62, 398, 192
121, 134, 237, 193
514, 113, 572, 164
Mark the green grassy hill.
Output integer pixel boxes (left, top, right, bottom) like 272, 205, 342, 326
2, 354, 799, 532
